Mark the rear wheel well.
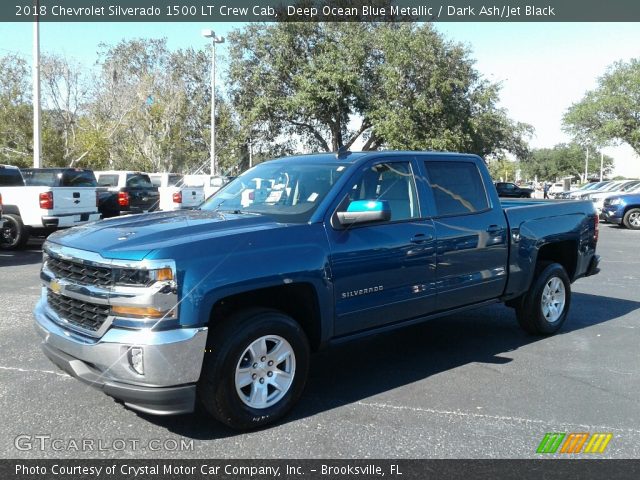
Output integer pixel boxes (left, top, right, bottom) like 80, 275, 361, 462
209, 283, 322, 351
536, 241, 577, 280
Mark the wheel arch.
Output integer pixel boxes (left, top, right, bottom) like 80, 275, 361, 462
207, 282, 324, 352
535, 240, 578, 281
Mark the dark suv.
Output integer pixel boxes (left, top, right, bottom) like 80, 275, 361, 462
495, 182, 534, 198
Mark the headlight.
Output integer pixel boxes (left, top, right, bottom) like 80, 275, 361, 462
113, 266, 174, 286
610, 198, 622, 206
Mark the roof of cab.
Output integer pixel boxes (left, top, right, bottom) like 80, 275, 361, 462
269, 150, 482, 166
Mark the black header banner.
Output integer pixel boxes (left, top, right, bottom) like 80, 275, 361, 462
2, 0, 640, 22
3, 459, 640, 480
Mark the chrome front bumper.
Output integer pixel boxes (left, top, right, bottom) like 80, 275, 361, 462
34, 298, 208, 415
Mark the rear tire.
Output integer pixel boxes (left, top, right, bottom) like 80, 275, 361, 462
198, 309, 310, 430
516, 262, 571, 335
0, 214, 29, 250
623, 208, 640, 230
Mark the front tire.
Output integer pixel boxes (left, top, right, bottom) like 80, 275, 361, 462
0, 214, 29, 250
623, 208, 640, 230
198, 309, 310, 430
516, 262, 571, 335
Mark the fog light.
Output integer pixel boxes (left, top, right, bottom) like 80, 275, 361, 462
128, 347, 144, 375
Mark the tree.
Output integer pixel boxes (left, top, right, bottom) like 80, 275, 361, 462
0, 54, 33, 166
564, 59, 640, 156
40, 54, 91, 166
487, 155, 518, 182
227, 22, 531, 158
520, 143, 614, 181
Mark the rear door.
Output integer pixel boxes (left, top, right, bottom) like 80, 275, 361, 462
420, 158, 509, 310
126, 173, 160, 212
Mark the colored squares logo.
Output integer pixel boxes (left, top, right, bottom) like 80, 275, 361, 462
537, 433, 612, 454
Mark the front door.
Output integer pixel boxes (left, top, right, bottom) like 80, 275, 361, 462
327, 159, 437, 336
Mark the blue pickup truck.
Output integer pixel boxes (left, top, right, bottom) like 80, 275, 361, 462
34, 151, 600, 429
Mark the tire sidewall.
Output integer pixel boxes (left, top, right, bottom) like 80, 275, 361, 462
200, 311, 310, 430
0, 214, 26, 250
528, 263, 571, 334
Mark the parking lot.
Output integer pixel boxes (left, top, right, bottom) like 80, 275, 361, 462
0, 224, 639, 459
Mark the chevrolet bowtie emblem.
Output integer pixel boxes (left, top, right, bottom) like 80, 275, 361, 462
50, 279, 62, 295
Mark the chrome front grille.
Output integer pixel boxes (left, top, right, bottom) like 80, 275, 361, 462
46, 290, 110, 333
46, 256, 113, 287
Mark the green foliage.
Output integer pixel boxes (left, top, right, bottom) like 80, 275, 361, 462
564, 59, 640, 156
520, 143, 614, 181
2, 24, 533, 173
227, 22, 531, 158
0, 54, 32, 166
487, 155, 518, 182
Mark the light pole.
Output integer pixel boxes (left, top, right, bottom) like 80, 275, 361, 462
584, 142, 590, 183
600, 151, 604, 182
202, 29, 225, 176
32, 0, 41, 168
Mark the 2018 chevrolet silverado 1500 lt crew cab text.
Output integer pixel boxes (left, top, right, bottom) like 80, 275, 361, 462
0, 165, 101, 250
34, 152, 600, 429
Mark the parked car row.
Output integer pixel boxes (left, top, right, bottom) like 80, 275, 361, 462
0, 165, 231, 249
554, 179, 640, 230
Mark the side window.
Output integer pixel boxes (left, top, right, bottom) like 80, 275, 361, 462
0, 168, 25, 186
149, 176, 162, 187
424, 161, 489, 216
97, 175, 119, 187
348, 162, 419, 221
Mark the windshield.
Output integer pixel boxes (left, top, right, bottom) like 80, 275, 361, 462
200, 161, 349, 223
621, 181, 640, 191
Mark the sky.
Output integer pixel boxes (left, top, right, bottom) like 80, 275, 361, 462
1, 21, 639, 177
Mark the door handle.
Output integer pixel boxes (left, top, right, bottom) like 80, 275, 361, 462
410, 233, 434, 244
486, 225, 505, 235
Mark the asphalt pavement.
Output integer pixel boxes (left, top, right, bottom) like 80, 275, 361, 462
1, 224, 638, 459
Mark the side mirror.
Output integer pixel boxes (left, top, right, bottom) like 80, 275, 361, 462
336, 200, 391, 226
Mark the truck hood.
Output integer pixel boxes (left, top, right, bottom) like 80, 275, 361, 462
47, 210, 282, 260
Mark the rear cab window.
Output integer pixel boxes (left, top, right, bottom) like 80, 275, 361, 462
97, 174, 119, 187
22, 170, 59, 186
423, 160, 490, 216
126, 173, 154, 188
61, 170, 97, 187
0, 167, 25, 186
168, 175, 183, 187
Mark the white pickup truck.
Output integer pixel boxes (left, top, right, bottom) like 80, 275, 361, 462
183, 174, 230, 200
148, 173, 205, 211
0, 165, 101, 250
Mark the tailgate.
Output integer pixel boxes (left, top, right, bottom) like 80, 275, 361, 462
51, 187, 97, 214
180, 186, 205, 208
128, 187, 160, 211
